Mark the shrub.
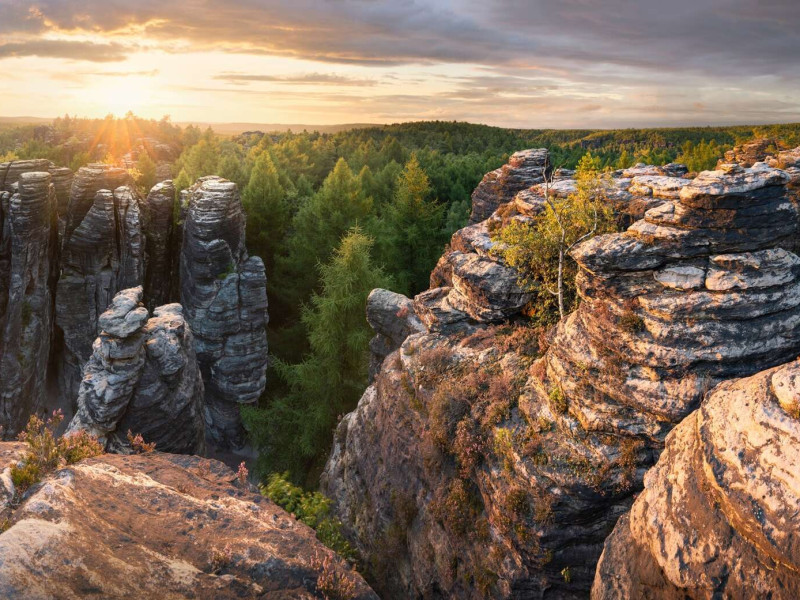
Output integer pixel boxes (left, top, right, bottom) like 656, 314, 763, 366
548, 386, 567, 414
313, 551, 357, 600
209, 544, 233, 573
430, 479, 480, 537
493, 427, 516, 472
263, 472, 357, 562
126, 430, 156, 454
453, 419, 487, 477
11, 411, 103, 494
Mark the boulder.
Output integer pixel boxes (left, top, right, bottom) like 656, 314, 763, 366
179, 177, 268, 449
469, 149, 550, 223
593, 359, 800, 599
67, 287, 205, 455
0, 446, 377, 599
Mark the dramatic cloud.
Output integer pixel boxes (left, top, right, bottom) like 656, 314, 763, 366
2, 0, 799, 125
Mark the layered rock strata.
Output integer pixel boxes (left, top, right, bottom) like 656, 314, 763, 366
179, 177, 268, 448
469, 148, 550, 223
593, 359, 800, 599
55, 166, 144, 405
366, 288, 425, 380
0, 172, 57, 435
0, 445, 377, 599
323, 161, 800, 598
142, 180, 176, 309
67, 287, 205, 454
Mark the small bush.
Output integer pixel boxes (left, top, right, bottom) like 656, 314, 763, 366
313, 551, 357, 600
453, 420, 486, 477
430, 479, 480, 537
619, 310, 645, 333
209, 544, 233, 573
11, 411, 103, 494
263, 472, 357, 562
548, 386, 567, 414
126, 430, 156, 454
493, 427, 516, 472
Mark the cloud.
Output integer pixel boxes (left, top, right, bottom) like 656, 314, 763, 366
213, 72, 378, 86
89, 69, 160, 77
0, 39, 129, 62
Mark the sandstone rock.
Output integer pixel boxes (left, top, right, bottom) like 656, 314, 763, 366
55, 174, 146, 407
719, 137, 780, 167
0, 446, 377, 599
620, 163, 688, 178
142, 180, 176, 309
67, 286, 205, 454
593, 359, 800, 599
366, 288, 425, 379
469, 149, 550, 223
0, 172, 57, 435
179, 177, 268, 448
323, 158, 800, 597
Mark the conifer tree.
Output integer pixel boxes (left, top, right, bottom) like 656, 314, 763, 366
242, 152, 288, 274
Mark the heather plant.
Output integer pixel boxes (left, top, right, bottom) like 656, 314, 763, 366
11, 411, 103, 494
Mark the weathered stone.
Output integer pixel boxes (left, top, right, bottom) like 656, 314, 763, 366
593, 359, 800, 599
366, 288, 425, 379
142, 180, 176, 309
67, 287, 204, 454
469, 149, 550, 223
179, 177, 268, 448
0, 446, 377, 599
0, 172, 57, 436
620, 163, 688, 178
55, 174, 146, 407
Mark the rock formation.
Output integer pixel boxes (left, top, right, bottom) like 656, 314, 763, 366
179, 176, 268, 448
593, 359, 800, 599
469, 148, 550, 223
0, 172, 57, 435
322, 158, 800, 597
142, 180, 176, 310
67, 287, 205, 455
55, 165, 144, 406
366, 288, 425, 380
0, 444, 377, 599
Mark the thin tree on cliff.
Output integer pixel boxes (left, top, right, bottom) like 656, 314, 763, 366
493, 153, 616, 321
243, 228, 390, 482
373, 154, 446, 296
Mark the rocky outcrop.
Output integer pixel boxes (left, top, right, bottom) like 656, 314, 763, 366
322, 159, 800, 598
143, 180, 176, 310
0, 444, 377, 599
469, 149, 550, 223
179, 177, 268, 448
0, 172, 57, 435
593, 359, 800, 599
719, 137, 780, 168
67, 287, 205, 454
366, 288, 425, 380
55, 166, 145, 406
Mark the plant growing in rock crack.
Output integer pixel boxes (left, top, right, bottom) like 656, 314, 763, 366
11, 410, 103, 494
126, 430, 156, 454
209, 543, 233, 573
313, 551, 357, 600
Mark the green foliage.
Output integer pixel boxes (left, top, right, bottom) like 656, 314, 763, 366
262, 472, 357, 561
10, 410, 103, 494
676, 139, 725, 172
244, 229, 390, 480
135, 151, 157, 195
372, 154, 446, 296
243, 152, 289, 274
492, 153, 617, 321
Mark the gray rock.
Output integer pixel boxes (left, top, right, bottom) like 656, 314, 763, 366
142, 180, 176, 309
0, 171, 57, 435
179, 177, 268, 449
366, 289, 425, 379
67, 287, 205, 454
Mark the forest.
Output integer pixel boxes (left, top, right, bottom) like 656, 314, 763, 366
3, 114, 800, 485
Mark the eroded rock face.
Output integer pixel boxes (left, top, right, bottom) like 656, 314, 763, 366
67, 287, 205, 454
323, 160, 800, 598
0, 172, 57, 435
593, 359, 800, 599
469, 149, 550, 223
55, 168, 145, 406
179, 177, 268, 448
366, 288, 425, 380
0, 445, 377, 599
143, 180, 176, 310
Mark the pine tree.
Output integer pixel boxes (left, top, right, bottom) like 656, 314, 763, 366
135, 151, 157, 194
374, 154, 445, 296
242, 152, 288, 274
243, 228, 390, 481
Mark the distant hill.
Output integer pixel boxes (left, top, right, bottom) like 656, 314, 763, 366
176, 121, 379, 135
0, 116, 52, 125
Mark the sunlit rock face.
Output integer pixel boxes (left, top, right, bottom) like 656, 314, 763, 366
0, 445, 378, 600
179, 176, 268, 449
469, 148, 550, 224
55, 165, 145, 408
67, 286, 205, 455
322, 158, 800, 598
0, 172, 58, 435
593, 359, 800, 599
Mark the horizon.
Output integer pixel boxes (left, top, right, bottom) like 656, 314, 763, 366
2, 1, 799, 128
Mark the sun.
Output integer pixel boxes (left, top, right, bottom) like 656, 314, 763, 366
93, 77, 154, 117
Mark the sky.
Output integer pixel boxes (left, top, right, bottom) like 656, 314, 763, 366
1, 0, 800, 128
